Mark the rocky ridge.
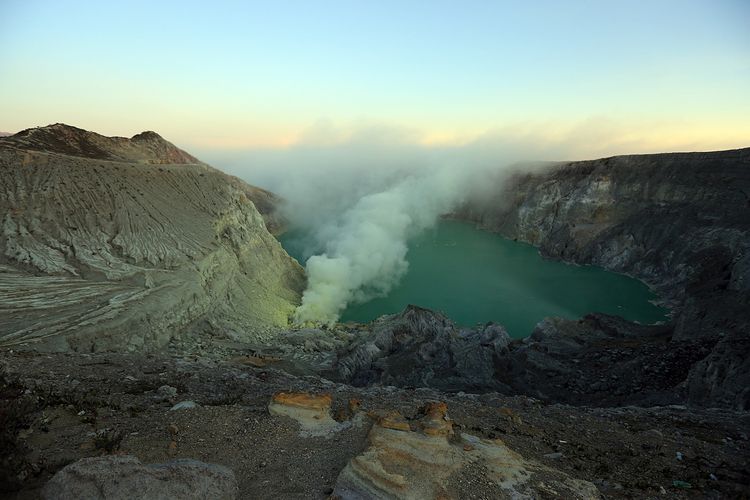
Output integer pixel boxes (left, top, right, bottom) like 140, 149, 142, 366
233, 304, 743, 410
458, 148, 750, 340
447, 149, 750, 410
2, 124, 201, 164
0, 124, 304, 351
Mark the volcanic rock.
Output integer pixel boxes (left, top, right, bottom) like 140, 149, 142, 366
268, 391, 343, 436
41, 455, 237, 500
454, 148, 750, 408
0, 124, 304, 351
333, 402, 601, 499
332, 305, 512, 392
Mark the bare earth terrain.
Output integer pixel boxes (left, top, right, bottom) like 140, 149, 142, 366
1, 125, 748, 498
2, 347, 749, 499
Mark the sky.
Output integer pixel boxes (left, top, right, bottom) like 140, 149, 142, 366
1, 0, 749, 156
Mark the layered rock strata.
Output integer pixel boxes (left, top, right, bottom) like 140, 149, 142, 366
458, 148, 750, 340
334, 401, 600, 499
0, 124, 304, 351
451, 148, 750, 409
268, 392, 343, 436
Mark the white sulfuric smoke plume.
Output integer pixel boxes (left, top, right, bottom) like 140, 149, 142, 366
293, 166, 479, 324
202, 119, 629, 326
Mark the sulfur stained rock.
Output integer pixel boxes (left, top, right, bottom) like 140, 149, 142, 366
268, 392, 343, 437
418, 402, 453, 437
375, 411, 412, 432
333, 403, 600, 499
271, 391, 333, 410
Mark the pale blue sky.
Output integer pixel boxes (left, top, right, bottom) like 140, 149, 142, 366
1, 0, 748, 152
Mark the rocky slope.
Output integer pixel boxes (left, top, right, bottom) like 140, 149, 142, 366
217, 303, 741, 410
0, 124, 304, 351
459, 148, 750, 338
315, 307, 736, 407
448, 149, 750, 410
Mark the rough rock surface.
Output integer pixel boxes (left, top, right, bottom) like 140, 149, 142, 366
458, 148, 750, 338
334, 402, 600, 499
268, 392, 344, 436
4, 350, 747, 498
0, 124, 304, 351
454, 148, 750, 409
324, 305, 747, 409
331, 305, 512, 392
41, 455, 237, 500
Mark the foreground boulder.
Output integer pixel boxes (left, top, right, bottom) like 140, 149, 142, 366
334, 402, 600, 499
42, 455, 237, 500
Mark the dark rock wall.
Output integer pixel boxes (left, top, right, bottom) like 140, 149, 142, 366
458, 149, 750, 331
445, 149, 749, 409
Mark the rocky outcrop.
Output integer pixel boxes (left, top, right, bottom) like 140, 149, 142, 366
327, 305, 748, 409
452, 148, 750, 409
0, 124, 304, 351
41, 455, 237, 500
458, 148, 750, 340
334, 401, 600, 499
331, 305, 512, 392
268, 392, 343, 436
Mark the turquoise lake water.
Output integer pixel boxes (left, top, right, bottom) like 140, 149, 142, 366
280, 220, 667, 338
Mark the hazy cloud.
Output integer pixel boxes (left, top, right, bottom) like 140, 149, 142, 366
197, 118, 746, 324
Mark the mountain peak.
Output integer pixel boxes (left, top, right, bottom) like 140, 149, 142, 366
0, 123, 201, 164
131, 130, 164, 141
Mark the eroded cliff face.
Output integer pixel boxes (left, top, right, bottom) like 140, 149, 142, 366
454, 148, 750, 408
0, 124, 304, 351
459, 149, 750, 336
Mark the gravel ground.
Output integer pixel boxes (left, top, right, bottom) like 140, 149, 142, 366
1, 348, 748, 499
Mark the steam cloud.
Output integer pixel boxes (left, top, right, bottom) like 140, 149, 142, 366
202, 119, 642, 325
292, 165, 482, 324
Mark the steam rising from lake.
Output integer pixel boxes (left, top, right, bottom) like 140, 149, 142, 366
292, 165, 486, 324
203, 121, 630, 324
268, 145, 516, 325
